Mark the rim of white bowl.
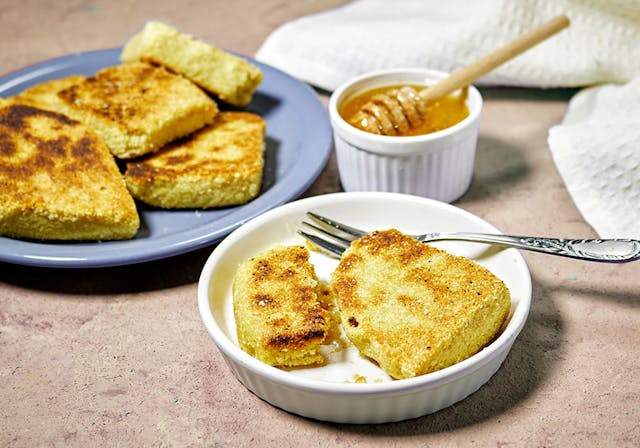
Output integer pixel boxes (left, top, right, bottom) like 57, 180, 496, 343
198, 192, 531, 397
328, 68, 483, 156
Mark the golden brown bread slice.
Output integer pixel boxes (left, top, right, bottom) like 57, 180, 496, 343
7, 75, 85, 112
232, 245, 332, 367
331, 229, 511, 379
121, 21, 262, 106
0, 103, 139, 240
53, 62, 218, 159
124, 111, 265, 209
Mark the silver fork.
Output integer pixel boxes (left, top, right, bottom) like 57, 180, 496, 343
298, 212, 640, 263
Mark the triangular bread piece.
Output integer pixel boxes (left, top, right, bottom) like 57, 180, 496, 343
0, 103, 139, 240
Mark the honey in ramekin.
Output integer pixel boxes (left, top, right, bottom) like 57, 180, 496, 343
339, 84, 469, 136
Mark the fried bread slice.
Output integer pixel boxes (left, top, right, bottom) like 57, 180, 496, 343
121, 21, 262, 106
7, 75, 85, 112
232, 245, 332, 367
331, 229, 511, 379
55, 62, 218, 159
124, 111, 265, 209
0, 103, 139, 240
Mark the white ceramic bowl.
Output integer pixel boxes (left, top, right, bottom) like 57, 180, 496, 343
329, 69, 483, 203
198, 192, 531, 423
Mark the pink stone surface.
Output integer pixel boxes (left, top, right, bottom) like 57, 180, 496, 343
1, 1, 638, 446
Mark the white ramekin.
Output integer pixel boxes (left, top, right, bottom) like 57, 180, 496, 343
329, 68, 483, 203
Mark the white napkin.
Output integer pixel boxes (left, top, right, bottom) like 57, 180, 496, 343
256, 0, 640, 91
548, 78, 640, 239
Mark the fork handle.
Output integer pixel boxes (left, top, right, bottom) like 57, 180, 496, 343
418, 233, 640, 263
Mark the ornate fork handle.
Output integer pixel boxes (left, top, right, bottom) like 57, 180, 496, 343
418, 232, 640, 263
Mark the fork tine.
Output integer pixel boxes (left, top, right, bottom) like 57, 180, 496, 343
306, 212, 367, 240
297, 230, 347, 257
300, 221, 354, 246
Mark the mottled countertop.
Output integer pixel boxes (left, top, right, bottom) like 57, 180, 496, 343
1, 1, 638, 447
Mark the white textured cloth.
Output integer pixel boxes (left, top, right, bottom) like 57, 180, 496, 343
548, 78, 640, 239
256, 0, 640, 91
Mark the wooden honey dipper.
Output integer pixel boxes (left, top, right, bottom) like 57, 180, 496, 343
351, 14, 571, 136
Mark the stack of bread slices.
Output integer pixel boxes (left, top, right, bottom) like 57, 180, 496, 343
0, 21, 265, 241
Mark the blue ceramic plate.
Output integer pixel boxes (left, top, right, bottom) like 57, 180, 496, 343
0, 49, 332, 268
